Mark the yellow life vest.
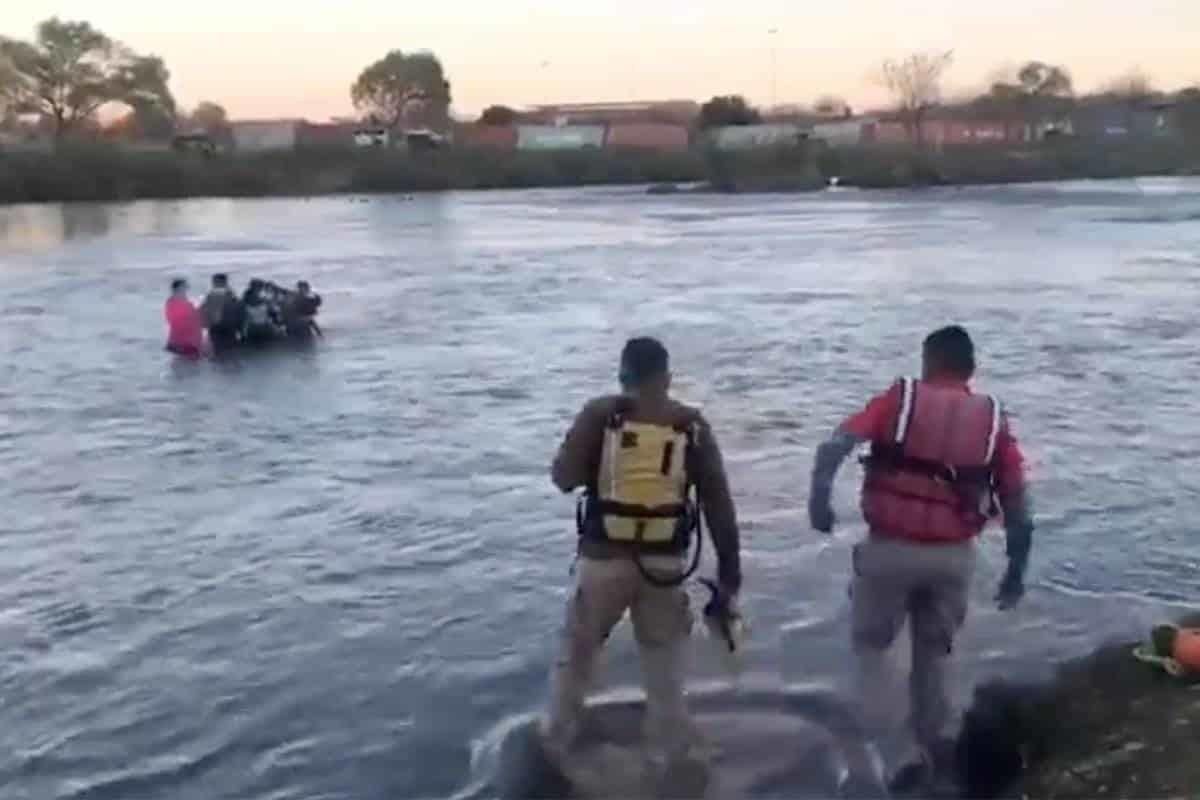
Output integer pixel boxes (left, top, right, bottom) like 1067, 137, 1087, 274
592, 410, 696, 546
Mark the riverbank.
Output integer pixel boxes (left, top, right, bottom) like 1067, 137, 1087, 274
0, 140, 1196, 204
958, 612, 1200, 799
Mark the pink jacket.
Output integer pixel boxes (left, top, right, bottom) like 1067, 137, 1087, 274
164, 296, 204, 352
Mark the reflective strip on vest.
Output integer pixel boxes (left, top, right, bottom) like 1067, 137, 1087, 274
862, 378, 1000, 543
984, 395, 1001, 463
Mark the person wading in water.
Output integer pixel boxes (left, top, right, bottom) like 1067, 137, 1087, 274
808, 325, 1035, 793
163, 278, 204, 358
540, 337, 743, 779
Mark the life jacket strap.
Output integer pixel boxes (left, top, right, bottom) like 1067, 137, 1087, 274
863, 444, 992, 485
594, 499, 687, 519
862, 444, 995, 516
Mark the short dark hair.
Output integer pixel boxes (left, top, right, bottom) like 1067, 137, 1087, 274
923, 325, 976, 376
620, 337, 669, 387
212, 273, 228, 287
171, 278, 188, 292
297, 281, 310, 292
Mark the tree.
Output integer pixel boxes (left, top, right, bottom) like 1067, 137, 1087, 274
0, 18, 175, 142
984, 61, 1074, 123
351, 50, 451, 130
1104, 70, 1157, 104
698, 95, 761, 129
117, 54, 176, 140
1175, 86, 1200, 146
0, 51, 17, 117
1016, 62, 1072, 98
478, 104, 517, 126
879, 50, 954, 145
188, 101, 228, 132
813, 95, 852, 117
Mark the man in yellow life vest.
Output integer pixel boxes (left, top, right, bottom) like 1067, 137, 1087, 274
540, 337, 743, 769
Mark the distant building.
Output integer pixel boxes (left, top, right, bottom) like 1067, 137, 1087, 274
353, 127, 389, 148
171, 132, 219, 156
1071, 100, 1179, 141
456, 123, 518, 151
706, 123, 806, 151
523, 100, 700, 126
296, 121, 358, 149
516, 124, 606, 151
606, 122, 690, 152
230, 119, 302, 152
812, 118, 876, 147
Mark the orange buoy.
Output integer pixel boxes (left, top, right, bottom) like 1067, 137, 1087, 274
1172, 628, 1200, 672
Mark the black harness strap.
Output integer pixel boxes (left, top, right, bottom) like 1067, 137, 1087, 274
577, 406, 705, 588
593, 500, 687, 518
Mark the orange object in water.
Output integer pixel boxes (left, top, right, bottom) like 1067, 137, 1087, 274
1173, 628, 1200, 671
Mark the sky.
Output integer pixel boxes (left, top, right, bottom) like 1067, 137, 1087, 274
4, 1, 1199, 121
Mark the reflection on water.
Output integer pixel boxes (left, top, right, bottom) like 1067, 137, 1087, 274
0, 180, 1198, 800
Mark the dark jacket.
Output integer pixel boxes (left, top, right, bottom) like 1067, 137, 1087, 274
552, 393, 742, 592
201, 289, 244, 333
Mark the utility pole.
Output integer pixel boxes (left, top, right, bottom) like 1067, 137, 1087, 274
768, 28, 778, 110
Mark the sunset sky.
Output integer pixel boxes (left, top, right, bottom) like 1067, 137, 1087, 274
4, 1, 1198, 121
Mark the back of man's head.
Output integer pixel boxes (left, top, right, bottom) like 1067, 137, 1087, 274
923, 325, 976, 379
619, 337, 670, 391
212, 273, 229, 288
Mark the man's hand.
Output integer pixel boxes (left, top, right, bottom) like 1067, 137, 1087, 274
808, 496, 836, 534
995, 563, 1026, 610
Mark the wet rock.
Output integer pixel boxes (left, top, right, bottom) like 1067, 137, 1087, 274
956, 612, 1200, 799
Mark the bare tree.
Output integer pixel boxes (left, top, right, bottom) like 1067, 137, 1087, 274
1105, 69, 1156, 104
879, 50, 954, 145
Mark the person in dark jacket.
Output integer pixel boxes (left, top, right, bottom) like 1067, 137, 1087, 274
200, 273, 244, 353
283, 280, 322, 339
241, 278, 276, 346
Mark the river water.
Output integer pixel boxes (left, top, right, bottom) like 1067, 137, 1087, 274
1, 181, 1199, 799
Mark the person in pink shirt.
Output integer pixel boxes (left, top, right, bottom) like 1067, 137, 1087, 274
164, 278, 204, 358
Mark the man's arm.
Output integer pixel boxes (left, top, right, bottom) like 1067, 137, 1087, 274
808, 384, 899, 532
993, 415, 1034, 606
690, 415, 741, 594
550, 400, 605, 493
809, 428, 867, 531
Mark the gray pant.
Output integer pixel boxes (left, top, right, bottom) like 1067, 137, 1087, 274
542, 555, 696, 761
850, 535, 976, 751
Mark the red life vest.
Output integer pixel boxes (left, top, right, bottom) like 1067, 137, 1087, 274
861, 377, 1001, 543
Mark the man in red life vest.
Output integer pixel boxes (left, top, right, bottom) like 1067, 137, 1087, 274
808, 325, 1034, 790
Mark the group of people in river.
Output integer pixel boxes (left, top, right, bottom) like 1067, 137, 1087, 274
541, 325, 1034, 795
164, 273, 323, 357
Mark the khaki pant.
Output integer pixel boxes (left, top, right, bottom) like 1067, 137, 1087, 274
850, 535, 975, 752
543, 554, 695, 760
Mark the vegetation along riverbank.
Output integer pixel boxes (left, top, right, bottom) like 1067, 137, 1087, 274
2, 138, 1198, 205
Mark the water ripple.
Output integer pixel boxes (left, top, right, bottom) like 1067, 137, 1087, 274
0, 180, 1198, 799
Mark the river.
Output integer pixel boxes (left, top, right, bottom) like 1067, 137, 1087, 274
1, 181, 1198, 799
